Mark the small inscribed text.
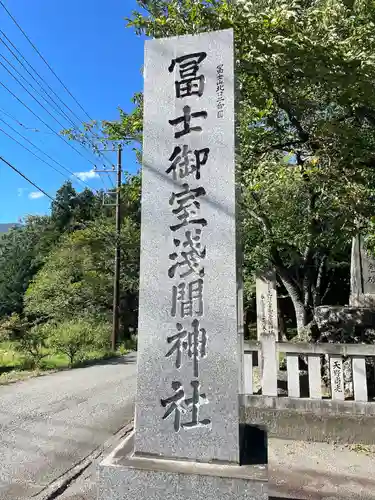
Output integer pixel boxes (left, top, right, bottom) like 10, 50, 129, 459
332, 360, 343, 393
216, 64, 225, 118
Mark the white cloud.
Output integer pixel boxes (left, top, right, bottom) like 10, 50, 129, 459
28, 191, 45, 200
74, 170, 99, 181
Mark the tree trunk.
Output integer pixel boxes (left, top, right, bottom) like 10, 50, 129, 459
277, 302, 287, 341
277, 271, 309, 338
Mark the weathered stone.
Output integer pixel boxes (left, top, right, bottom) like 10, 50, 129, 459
99, 433, 268, 500
256, 271, 278, 396
350, 294, 375, 308
350, 234, 375, 305
99, 29, 269, 500
314, 305, 375, 342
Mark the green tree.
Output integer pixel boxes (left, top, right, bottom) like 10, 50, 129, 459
51, 182, 103, 232
0, 216, 60, 318
98, 0, 375, 337
24, 215, 140, 337
15, 323, 49, 368
47, 318, 111, 366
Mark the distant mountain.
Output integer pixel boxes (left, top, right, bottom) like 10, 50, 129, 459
0, 223, 20, 233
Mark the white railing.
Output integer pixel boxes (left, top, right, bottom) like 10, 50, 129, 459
243, 340, 375, 402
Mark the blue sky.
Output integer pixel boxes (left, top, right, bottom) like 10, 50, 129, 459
0, 0, 144, 223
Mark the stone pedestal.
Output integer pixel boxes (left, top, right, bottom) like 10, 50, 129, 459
98, 432, 268, 500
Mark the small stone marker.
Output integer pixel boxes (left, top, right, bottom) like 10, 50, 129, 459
350, 234, 375, 306
135, 28, 239, 464
329, 355, 345, 400
256, 270, 278, 396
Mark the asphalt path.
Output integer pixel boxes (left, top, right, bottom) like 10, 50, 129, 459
0, 353, 137, 500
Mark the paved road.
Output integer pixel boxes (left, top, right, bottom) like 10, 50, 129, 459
0, 354, 137, 500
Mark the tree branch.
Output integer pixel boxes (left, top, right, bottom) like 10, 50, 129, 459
253, 139, 307, 155
314, 254, 327, 307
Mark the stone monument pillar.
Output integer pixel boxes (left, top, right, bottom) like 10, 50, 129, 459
98, 29, 268, 500
256, 271, 278, 396
350, 234, 375, 307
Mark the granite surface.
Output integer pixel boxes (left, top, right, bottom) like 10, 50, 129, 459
135, 29, 239, 463
98, 433, 268, 500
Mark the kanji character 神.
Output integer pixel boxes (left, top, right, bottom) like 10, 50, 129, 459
168, 52, 207, 98
166, 319, 207, 377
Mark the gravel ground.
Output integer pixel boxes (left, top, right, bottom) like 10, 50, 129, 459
58, 434, 375, 500
269, 439, 375, 499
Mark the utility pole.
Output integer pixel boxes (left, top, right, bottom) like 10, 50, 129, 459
112, 144, 122, 351
95, 143, 122, 351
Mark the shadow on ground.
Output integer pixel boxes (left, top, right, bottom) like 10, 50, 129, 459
239, 423, 267, 465
73, 352, 136, 369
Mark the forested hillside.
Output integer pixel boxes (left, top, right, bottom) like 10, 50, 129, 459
0, 176, 140, 374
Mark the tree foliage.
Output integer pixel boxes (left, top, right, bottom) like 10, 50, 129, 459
24, 215, 140, 327
47, 318, 111, 366
116, 0, 375, 335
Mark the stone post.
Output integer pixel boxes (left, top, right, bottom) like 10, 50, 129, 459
98, 29, 268, 500
256, 271, 278, 396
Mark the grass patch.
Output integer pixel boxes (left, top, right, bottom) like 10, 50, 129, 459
0, 368, 48, 385
347, 444, 375, 456
0, 341, 129, 385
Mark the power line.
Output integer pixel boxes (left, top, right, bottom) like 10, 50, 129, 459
0, 116, 94, 189
0, 32, 115, 187
0, 31, 80, 128
0, 1, 93, 122
0, 106, 24, 127
0, 105, 111, 190
0, 3, 115, 188
0, 51, 76, 128
0, 59, 70, 131
0, 126, 74, 182
0, 107, 53, 132
0, 30, 115, 175
0, 57, 110, 187
0, 84, 100, 191
0, 79, 102, 176
0, 154, 55, 202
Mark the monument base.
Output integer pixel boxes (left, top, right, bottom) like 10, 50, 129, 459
98, 432, 268, 500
